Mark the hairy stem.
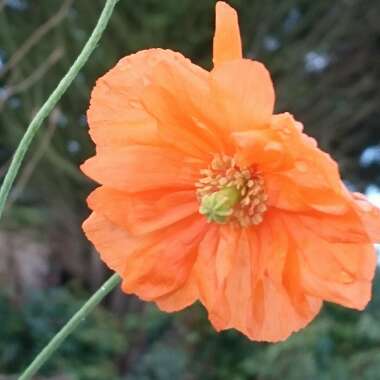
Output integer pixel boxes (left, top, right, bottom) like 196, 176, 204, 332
19, 273, 121, 380
0, 0, 119, 220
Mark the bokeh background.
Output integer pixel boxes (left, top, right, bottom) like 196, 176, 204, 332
1, 0, 380, 379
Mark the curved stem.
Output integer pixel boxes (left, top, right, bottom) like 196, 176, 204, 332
0, 0, 119, 220
18, 273, 121, 380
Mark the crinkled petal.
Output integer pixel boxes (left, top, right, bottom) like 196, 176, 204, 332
351, 192, 380, 243
141, 59, 230, 157
269, 113, 344, 192
156, 276, 198, 312
213, 1, 242, 66
210, 59, 275, 131
87, 186, 199, 235
296, 212, 372, 244
265, 172, 349, 214
195, 215, 321, 342
283, 213, 376, 310
142, 85, 215, 160
83, 212, 208, 301
83, 213, 145, 276
120, 215, 207, 300
87, 49, 200, 148
233, 128, 292, 172
81, 145, 204, 192
258, 113, 350, 214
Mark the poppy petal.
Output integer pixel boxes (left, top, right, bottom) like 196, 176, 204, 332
81, 145, 204, 192
87, 48, 201, 148
210, 59, 275, 131
87, 186, 199, 235
84, 212, 208, 301
141, 59, 231, 157
351, 192, 380, 243
156, 276, 199, 312
141, 85, 215, 160
296, 210, 375, 244
82, 212, 138, 275
213, 1, 242, 66
284, 213, 376, 310
195, 218, 321, 342
265, 172, 349, 214
121, 215, 208, 300
261, 113, 350, 214
233, 128, 292, 172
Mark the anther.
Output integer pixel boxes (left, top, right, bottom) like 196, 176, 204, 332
196, 155, 268, 227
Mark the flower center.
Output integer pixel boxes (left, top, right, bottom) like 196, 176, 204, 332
196, 154, 268, 227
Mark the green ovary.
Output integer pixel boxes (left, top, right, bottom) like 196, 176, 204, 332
199, 186, 241, 223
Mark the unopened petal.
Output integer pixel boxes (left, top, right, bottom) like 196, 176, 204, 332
213, 1, 242, 66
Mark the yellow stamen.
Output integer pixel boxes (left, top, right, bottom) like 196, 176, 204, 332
196, 154, 268, 227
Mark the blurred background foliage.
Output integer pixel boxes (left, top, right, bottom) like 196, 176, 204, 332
0, 0, 380, 379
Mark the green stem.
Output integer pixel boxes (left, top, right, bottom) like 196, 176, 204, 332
19, 273, 121, 380
0, 0, 119, 220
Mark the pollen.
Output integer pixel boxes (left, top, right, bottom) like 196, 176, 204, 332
196, 154, 268, 227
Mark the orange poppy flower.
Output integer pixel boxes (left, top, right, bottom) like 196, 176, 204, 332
81, 1, 380, 341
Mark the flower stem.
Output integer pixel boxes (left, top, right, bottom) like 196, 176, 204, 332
0, 0, 119, 220
18, 273, 121, 380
